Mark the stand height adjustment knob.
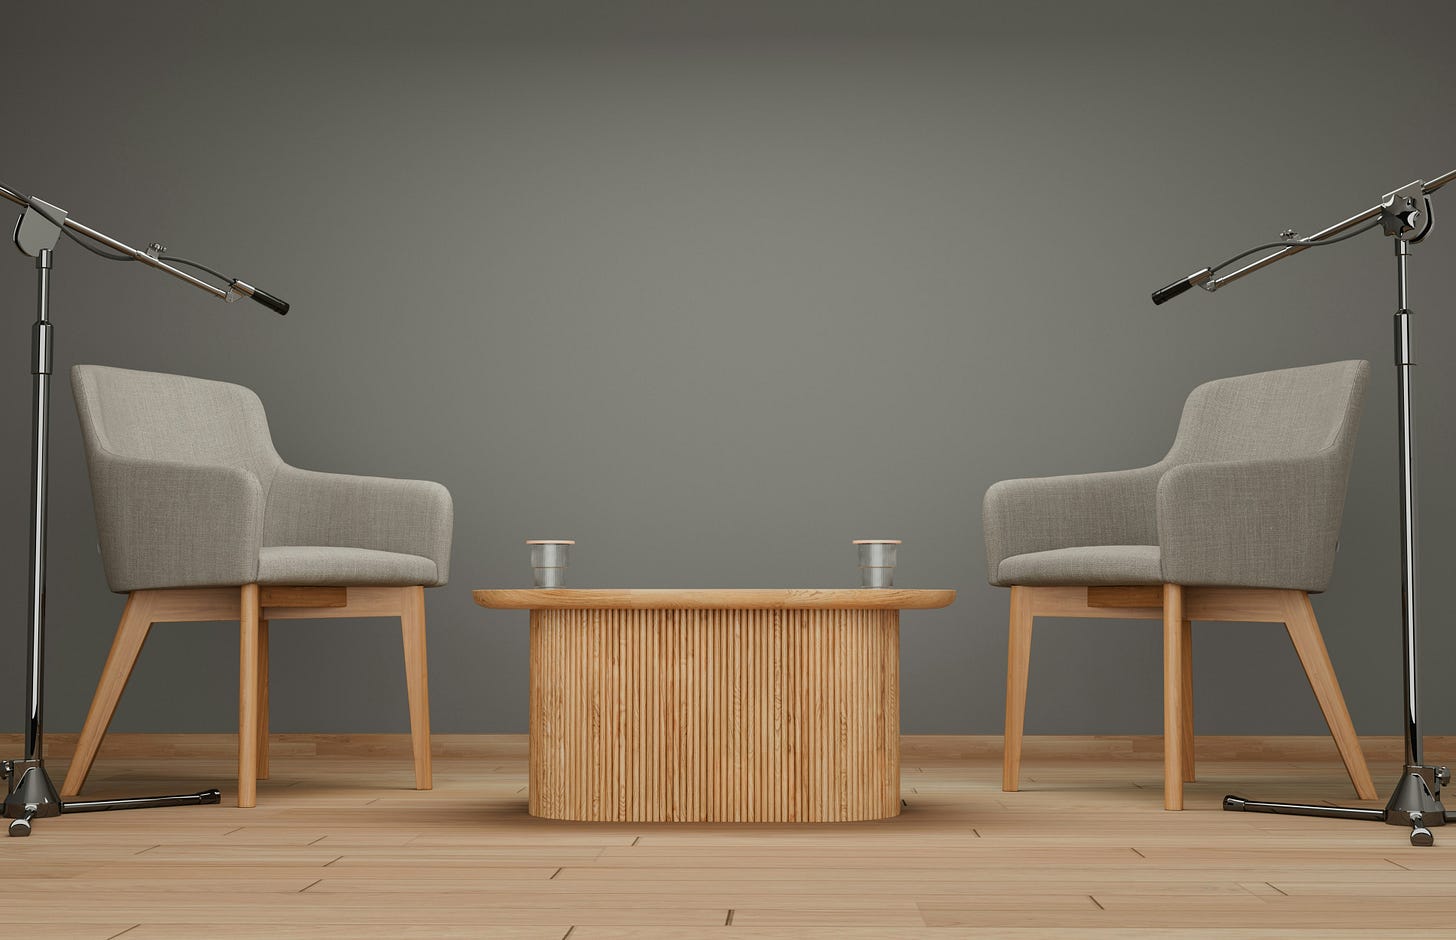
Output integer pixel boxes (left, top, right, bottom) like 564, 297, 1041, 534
1438, 766, 1450, 787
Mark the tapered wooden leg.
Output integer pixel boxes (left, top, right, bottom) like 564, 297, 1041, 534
238, 584, 261, 808
401, 585, 432, 790
61, 592, 156, 798
256, 619, 270, 780
1163, 584, 1185, 810
1003, 586, 1034, 792
1181, 618, 1195, 783
1282, 591, 1378, 800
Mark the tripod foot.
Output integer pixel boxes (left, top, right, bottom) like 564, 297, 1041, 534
1410, 811, 1435, 846
7, 804, 36, 837
1223, 795, 1247, 811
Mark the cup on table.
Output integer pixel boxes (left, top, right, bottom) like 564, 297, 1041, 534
854, 539, 900, 588
528, 539, 574, 588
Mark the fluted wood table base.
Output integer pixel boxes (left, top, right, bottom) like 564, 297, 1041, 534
528, 606, 899, 822
476, 589, 955, 823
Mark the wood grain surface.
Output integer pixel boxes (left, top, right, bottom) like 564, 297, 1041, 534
475, 588, 955, 610
528, 606, 901, 822
5, 733, 1440, 938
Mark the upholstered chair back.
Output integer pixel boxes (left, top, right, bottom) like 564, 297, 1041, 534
72, 365, 285, 492
1165, 361, 1367, 466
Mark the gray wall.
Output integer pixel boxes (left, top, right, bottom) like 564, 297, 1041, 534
2, 1, 1454, 737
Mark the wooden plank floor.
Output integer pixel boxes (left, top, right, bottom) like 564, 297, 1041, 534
2, 734, 1452, 939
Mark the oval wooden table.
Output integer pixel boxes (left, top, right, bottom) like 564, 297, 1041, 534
473, 588, 956, 823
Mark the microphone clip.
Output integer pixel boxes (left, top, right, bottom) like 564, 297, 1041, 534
224, 280, 251, 304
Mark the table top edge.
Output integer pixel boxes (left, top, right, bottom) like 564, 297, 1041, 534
472, 588, 957, 610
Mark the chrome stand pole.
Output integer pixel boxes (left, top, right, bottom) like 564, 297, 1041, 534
2, 209, 221, 837
2, 248, 66, 836
1224, 224, 1449, 846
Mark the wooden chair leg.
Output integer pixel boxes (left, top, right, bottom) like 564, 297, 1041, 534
1181, 618, 1195, 783
238, 584, 261, 808
1282, 591, 1378, 800
1162, 584, 1186, 810
61, 592, 156, 798
256, 619, 270, 780
401, 585, 432, 790
1003, 585, 1034, 792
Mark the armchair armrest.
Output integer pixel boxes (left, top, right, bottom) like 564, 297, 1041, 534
263, 466, 454, 585
983, 465, 1164, 585
1157, 454, 1348, 592
88, 456, 264, 593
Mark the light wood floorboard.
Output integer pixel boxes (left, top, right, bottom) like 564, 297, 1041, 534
1, 734, 1450, 937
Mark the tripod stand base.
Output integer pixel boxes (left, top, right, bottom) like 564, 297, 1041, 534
3, 758, 221, 837
1225, 763, 1449, 846
1223, 794, 1386, 822
64, 789, 223, 815
2, 760, 60, 836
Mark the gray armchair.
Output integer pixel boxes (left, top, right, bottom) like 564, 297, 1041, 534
983, 360, 1376, 810
62, 365, 453, 807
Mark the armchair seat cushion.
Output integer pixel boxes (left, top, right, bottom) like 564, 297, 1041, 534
997, 545, 1161, 586
257, 546, 438, 586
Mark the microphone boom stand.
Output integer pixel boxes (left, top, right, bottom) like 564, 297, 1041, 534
1, 180, 287, 836
1153, 166, 1456, 846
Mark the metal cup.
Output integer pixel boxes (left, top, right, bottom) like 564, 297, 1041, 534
854, 539, 900, 588
528, 540, 574, 588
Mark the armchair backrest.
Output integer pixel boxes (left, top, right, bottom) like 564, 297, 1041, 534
1164, 360, 1369, 467
72, 365, 283, 488
72, 366, 282, 592
1154, 360, 1370, 592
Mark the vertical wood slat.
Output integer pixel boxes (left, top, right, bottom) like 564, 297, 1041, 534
527, 606, 901, 822
528, 610, 538, 817
716, 610, 725, 821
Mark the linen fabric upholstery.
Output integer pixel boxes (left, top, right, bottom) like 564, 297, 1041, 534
257, 546, 437, 586
983, 360, 1369, 593
996, 545, 1162, 587
263, 467, 452, 584
72, 364, 453, 593
84, 455, 266, 590
982, 466, 1163, 583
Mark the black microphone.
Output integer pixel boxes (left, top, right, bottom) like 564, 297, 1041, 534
230, 279, 290, 315
1151, 267, 1211, 306
1153, 267, 1211, 307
